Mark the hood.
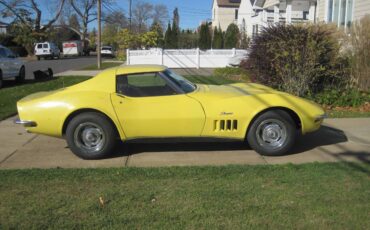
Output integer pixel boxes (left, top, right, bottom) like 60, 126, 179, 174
191, 83, 277, 99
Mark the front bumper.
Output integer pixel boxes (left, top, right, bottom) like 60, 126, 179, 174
314, 114, 327, 123
14, 119, 37, 127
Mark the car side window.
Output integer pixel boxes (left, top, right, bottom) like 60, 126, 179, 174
37, 44, 42, 49
43, 44, 48, 48
116, 73, 177, 97
5, 48, 15, 58
0, 48, 6, 58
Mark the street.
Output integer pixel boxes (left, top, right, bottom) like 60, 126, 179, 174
24, 56, 98, 80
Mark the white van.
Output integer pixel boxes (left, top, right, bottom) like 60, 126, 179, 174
0, 45, 25, 88
34, 42, 60, 60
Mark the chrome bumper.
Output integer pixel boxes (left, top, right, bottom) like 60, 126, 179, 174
14, 119, 37, 127
314, 114, 327, 123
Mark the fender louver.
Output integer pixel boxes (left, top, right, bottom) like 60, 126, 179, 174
214, 120, 238, 131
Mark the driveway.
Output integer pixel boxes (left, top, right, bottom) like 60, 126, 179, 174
0, 117, 369, 169
24, 56, 98, 80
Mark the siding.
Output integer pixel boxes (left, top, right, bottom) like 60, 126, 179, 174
316, 0, 327, 22
353, 0, 370, 21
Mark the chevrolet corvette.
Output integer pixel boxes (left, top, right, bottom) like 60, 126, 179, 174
16, 65, 325, 159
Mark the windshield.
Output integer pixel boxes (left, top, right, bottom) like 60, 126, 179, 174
162, 69, 196, 93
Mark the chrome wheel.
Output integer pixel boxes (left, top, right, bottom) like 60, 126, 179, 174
256, 119, 287, 149
73, 122, 105, 152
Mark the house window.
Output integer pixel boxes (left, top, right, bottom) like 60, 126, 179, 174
327, 0, 353, 28
235, 9, 239, 20
252, 25, 258, 37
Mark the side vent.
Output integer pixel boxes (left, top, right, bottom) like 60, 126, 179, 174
214, 120, 238, 131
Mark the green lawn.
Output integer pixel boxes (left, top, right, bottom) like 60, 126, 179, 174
0, 77, 90, 120
0, 163, 369, 229
81, 62, 123, 70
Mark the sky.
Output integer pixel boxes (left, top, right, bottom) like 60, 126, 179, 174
112, 0, 212, 29
1, 0, 212, 30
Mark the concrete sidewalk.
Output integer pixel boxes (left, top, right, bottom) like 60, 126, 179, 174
0, 117, 369, 169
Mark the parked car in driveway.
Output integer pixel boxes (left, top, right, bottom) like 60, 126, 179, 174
15, 65, 326, 159
35, 42, 60, 60
0, 45, 25, 88
101, 46, 115, 57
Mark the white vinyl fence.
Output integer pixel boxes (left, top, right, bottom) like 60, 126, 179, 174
126, 48, 248, 68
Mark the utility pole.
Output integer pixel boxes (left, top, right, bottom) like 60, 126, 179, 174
97, 0, 102, 69
129, 0, 132, 31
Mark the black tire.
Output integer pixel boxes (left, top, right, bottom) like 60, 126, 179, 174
16, 66, 25, 83
247, 110, 297, 156
66, 112, 117, 159
0, 70, 3, 89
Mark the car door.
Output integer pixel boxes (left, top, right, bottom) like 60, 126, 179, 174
111, 72, 206, 138
0, 48, 11, 78
4, 48, 20, 76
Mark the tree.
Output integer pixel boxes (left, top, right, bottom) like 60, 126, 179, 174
164, 22, 172, 48
140, 31, 159, 49
150, 21, 164, 47
173, 7, 179, 28
224, 23, 240, 48
102, 11, 127, 48
69, 13, 81, 31
198, 23, 211, 50
104, 11, 127, 28
115, 28, 137, 50
152, 4, 169, 29
132, 1, 153, 33
179, 29, 198, 49
212, 26, 223, 49
69, 0, 100, 51
0, 0, 66, 54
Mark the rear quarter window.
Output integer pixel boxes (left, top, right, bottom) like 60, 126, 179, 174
43, 44, 49, 48
37, 44, 42, 48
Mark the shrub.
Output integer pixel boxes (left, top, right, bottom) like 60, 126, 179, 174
242, 24, 350, 97
224, 24, 240, 49
309, 88, 370, 107
349, 15, 370, 91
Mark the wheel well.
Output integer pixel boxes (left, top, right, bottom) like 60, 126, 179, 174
62, 109, 119, 137
246, 107, 302, 137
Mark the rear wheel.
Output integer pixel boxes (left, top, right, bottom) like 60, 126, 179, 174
0, 70, 3, 88
66, 112, 117, 159
16, 66, 25, 83
247, 110, 296, 156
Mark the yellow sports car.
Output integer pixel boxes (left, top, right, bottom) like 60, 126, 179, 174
16, 65, 325, 159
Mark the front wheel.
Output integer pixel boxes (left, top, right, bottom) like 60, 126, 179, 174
247, 110, 296, 156
16, 66, 25, 83
0, 70, 3, 88
66, 112, 117, 159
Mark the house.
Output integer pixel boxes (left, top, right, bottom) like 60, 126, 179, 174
316, 0, 370, 29
238, 0, 317, 37
0, 23, 8, 34
237, 0, 370, 38
212, 0, 241, 31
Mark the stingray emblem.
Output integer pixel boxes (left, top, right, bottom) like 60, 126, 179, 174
220, 112, 233, 116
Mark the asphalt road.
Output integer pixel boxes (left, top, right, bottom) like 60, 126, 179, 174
24, 56, 97, 80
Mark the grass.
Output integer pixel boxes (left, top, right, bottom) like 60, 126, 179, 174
0, 77, 90, 120
81, 62, 122, 70
0, 163, 369, 229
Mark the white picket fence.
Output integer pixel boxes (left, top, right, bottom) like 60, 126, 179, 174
126, 48, 248, 69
